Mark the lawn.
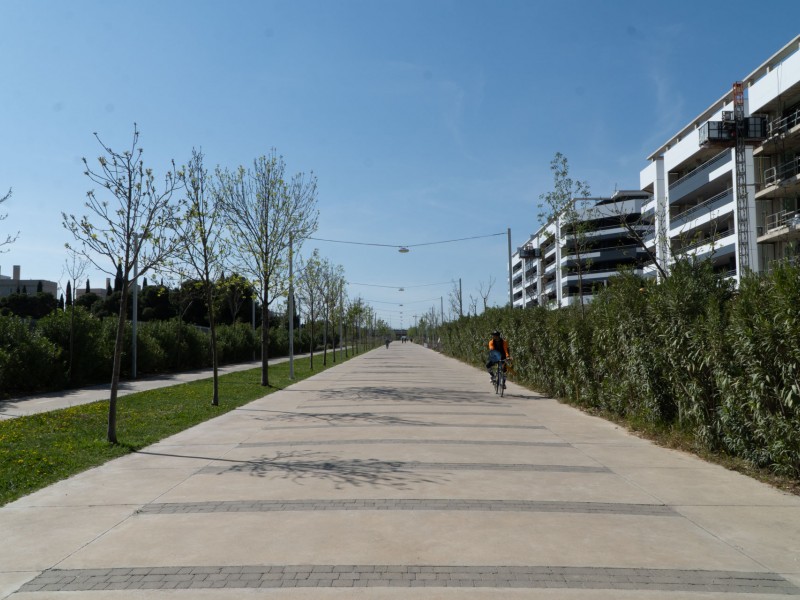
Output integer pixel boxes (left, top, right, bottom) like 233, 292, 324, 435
0, 354, 351, 506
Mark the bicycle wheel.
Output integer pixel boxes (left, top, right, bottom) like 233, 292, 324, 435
494, 364, 501, 395
499, 369, 506, 397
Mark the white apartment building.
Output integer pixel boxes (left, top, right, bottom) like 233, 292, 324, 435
640, 35, 800, 281
511, 190, 650, 308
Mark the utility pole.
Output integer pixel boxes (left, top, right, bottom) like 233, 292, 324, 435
507, 228, 513, 307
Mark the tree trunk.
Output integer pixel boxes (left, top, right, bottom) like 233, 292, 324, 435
323, 307, 329, 366
207, 284, 219, 406
309, 303, 315, 370
68, 295, 75, 386
261, 276, 269, 386
107, 280, 130, 444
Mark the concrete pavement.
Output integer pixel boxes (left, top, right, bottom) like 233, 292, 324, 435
1, 342, 799, 598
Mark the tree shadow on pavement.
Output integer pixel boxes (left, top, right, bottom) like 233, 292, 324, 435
305, 386, 511, 406
222, 450, 448, 490
236, 409, 434, 427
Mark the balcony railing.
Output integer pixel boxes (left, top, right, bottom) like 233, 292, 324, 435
763, 156, 800, 187
764, 209, 800, 233
670, 189, 733, 230
767, 105, 800, 137
668, 150, 731, 202
766, 255, 800, 272
675, 231, 729, 254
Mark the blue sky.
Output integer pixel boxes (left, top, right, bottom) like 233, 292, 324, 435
1, 0, 798, 327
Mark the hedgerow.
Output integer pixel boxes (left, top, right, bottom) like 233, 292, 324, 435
440, 260, 800, 477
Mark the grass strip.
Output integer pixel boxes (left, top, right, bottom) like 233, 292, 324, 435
0, 354, 353, 506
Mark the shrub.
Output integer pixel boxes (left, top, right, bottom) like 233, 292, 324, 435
0, 315, 64, 395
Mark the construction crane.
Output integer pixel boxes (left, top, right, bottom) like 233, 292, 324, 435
733, 81, 751, 273
699, 82, 767, 275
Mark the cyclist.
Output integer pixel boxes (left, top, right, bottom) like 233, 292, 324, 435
486, 330, 510, 383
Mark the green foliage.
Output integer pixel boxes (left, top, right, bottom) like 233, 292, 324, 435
0, 314, 260, 397
0, 292, 58, 319
0, 315, 64, 393
440, 259, 800, 478
37, 307, 112, 385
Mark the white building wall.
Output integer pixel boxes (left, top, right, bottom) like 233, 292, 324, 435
748, 44, 800, 112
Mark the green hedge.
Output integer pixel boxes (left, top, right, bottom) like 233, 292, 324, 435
0, 313, 262, 397
441, 260, 800, 477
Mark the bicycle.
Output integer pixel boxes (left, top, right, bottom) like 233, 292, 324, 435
492, 359, 508, 397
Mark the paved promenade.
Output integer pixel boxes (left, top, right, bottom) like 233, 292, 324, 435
2, 343, 799, 598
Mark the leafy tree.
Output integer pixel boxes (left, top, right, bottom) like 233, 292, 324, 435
175, 149, 227, 405
62, 124, 181, 443
318, 257, 345, 364
140, 284, 174, 321
75, 292, 101, 313
216, 151, 318, 386
114, 261, 123, 292
216, 273, 253, 324
0, 292, 57, 319
296, 250, 326, 369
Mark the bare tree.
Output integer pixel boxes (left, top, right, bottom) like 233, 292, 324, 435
216, 151, 318, 386
467, 294, 479, 316
62, 125, 181, 443
611, 199, 670, 280
448, 279, 463, 319
296, 249, 325, 369
62, 250, 89, 385
538, 152, 591, 314
175, 149, 227, 405
319, 263, 345, 364
478, 276, 496, 311
1, 188, 20, 252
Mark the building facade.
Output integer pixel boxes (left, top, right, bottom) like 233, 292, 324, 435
511, 190, 650, 309
0, 265, 58, 298
640, 35, 800, 281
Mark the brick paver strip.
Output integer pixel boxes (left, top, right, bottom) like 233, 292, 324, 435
137, 498, 674, 516
259, 424, 547, 430
290, 410, 528, 416
238, 439, 571, 448
197, 461, 610, 475
19, 566, 800, 594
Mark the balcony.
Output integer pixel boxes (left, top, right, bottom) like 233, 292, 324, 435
674, 230, 733, 255
756, 157, 800, 199
670, 189, 733, 230
668, 150, 731, 203
560, 245, 642, 266
757, 209, 800, 244
767, 105, 800, 138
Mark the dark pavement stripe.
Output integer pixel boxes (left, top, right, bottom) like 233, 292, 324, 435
20, 565, 799, 593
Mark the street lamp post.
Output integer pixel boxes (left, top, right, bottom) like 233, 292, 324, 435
288, 234, 294, 379
132, 233, 140, 379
